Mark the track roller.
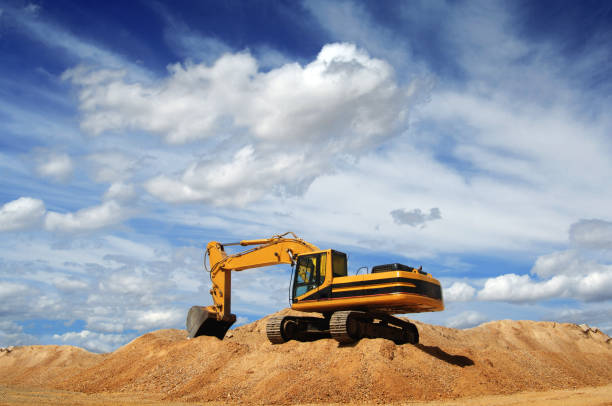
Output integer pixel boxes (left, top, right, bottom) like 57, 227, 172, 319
330, 311, 419, 345
266, 316, 288, 344
330, 311, 365, 343
266, 315, 330, 344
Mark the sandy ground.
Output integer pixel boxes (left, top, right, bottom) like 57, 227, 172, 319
1, 309, 611, 405
1, 384, 611, 406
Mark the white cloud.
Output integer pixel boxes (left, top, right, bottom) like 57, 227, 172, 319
52, 330, 130, 353
126, 308, 184, 331
0, 197, 46, 231
480, 218, 612, 304
446, 311, 487, 329
145, 145, 318, 206
103, 182, 136, 202
530, 250, 584, 278
66, 43, 422, 206
0, 234, 199, 350
86, 152, 138, 183
570, 219, 612, 250
0, 282, 40, 320
232, 266, 293, 314
390, 207, 441, 227
44, 200, 126, 232
52, 276, 89, 292
304, 0, 426, 77
35, 152, 73, 181
235, 316, 249, 326
98, 272, 158, 296
0, 320, 37, 347
283, 1, 612, 260
103, 235, 161, 261
444, 282, 476, 302
478, 270, 612, 303
478, 273, 563, 302
0, 282, 30, 300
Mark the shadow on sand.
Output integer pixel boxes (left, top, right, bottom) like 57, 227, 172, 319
416, 344, 475, 367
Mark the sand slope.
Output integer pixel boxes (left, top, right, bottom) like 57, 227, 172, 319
1, 309, 611, 404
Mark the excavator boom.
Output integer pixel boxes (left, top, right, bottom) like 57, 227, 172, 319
187, 232, 318, 339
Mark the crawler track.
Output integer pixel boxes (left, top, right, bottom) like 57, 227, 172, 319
268, 311, 419, 345
330, 310, 364, 343
265, 316, 286, 344
266, 315, 330, 343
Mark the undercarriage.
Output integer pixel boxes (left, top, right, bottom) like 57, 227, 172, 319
266, 311, 419, 345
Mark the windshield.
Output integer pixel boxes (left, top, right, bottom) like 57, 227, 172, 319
293, 253, 326, 298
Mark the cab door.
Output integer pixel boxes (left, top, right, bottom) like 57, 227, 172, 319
292, 252, 327, 301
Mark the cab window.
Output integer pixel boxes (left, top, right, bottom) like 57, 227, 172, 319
332, 251, 347, 277
294, 253, 327, 298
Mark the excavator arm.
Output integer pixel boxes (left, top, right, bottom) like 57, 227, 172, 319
186, 232, 318, 339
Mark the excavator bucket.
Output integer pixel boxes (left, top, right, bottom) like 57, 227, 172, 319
186, 306, 236, 339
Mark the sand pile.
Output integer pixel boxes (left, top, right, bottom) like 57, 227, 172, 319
1, 309, 611, 404
0, 345, 102, 388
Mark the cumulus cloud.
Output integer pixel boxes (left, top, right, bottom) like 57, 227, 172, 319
103, 182, 136, 202
65, 43, 422, 205
0, 282, 40, 319
530, 250, 585, 278
35, 152, 73, 182
52, 330, 131, 353
0, 237, 203, 351
126, 308, 184, 331
570, 219, 612, 250
57, 310, 182, 352
65, 43, 409, 143
444, 282, 476, 302
479, 218, 612, 303
447, 311, 487, 329
44, 200, 126, 232
0, 320, 37, 347
478, 269, 612, 303
0, 197, 46, 231
390, 207, 441, 227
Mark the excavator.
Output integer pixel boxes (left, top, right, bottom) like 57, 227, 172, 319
186, 232, 443, 345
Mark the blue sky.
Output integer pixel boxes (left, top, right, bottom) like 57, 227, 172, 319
1, 0, 611, 352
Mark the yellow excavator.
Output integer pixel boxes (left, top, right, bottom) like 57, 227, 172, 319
187, 232, 444, 344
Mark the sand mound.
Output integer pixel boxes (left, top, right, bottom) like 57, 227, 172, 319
1, 309, 611, 404
0, 345, 103, 388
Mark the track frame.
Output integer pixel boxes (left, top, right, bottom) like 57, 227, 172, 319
266, 311, 419, 345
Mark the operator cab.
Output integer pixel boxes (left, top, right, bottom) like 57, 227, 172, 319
292, 250, 347, 300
